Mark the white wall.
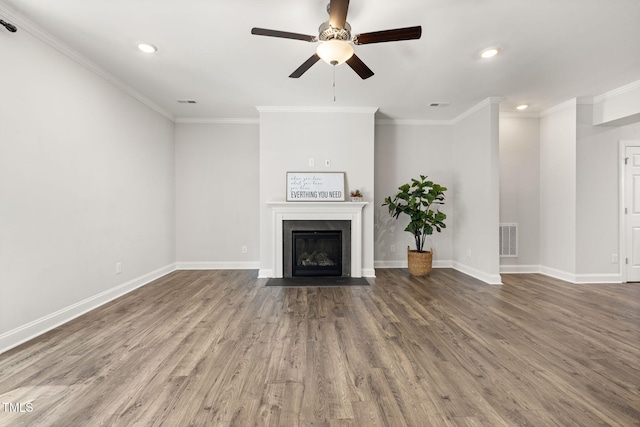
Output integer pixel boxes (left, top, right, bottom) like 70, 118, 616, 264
258, 108, 376, 277
451, 100, 502, 284
576, 104, 640, 279
374, 123, 453, 266
0, 27, 175, 349
539, 102, 577, 278
499, 117, 541, 270
175, 123, 260, 268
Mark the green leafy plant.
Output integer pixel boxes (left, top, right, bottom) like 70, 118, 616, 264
383, 175, 447, 253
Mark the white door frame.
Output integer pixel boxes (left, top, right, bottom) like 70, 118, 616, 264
619, 140, 640, 283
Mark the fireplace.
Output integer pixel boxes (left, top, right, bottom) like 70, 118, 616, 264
264, 201, 367, 278
283, 220, 351, 278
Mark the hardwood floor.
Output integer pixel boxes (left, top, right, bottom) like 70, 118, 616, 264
1, 269, 640, 426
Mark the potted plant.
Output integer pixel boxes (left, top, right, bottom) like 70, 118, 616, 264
383, 175, 447, 276
350, 189, 363, 202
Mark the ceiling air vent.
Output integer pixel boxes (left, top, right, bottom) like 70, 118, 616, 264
428, 102, 451, 108
177, 100, 197, 104
499, 223, 518, 257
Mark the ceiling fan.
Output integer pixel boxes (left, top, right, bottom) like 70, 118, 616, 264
251, 0, 422, 80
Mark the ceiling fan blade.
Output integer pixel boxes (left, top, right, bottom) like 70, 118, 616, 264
251, 27, 317, 42
346, 54, 374, 80
289, 54, 321, 78
353, 26, 422, 45
329, 0, 350, 29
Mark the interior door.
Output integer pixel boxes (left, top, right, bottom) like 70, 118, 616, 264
625, 146, 640, 282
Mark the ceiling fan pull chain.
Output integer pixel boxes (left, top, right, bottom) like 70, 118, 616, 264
333, 65, 336, 102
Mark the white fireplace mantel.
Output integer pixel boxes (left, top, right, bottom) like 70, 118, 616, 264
265, 201, 367, 278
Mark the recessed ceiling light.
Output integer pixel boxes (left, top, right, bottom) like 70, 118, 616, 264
480, 47, 499, 59
137, 43, 157, 53
516, 104, 529, 110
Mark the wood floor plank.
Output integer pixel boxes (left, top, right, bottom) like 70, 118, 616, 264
1, 269, 640, 426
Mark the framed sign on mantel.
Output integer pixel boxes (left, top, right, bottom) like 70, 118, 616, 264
286, 172, 346, 202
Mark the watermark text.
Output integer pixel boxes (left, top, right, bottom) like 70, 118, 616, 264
2, 402, 34, 413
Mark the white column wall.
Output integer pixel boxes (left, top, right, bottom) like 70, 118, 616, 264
539, 102, 577, 279
258, 107, 376, 277
451, 100, 502, 284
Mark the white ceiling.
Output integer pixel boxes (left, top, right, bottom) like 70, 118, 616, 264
1, 0, 639, 121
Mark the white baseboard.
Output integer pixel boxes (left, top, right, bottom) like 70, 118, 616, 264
433, 260, 454, 268
574, 273, 623, 284
0, 263, 177, 355
176, 261, 260, 270
375, 260, 619, 285
500, 264, 622, 284
361, 268, 377, 278
374, 260, 407, 269
538, 266, 623, 284
500, 264, 542, 274
258, 269, 273, 278
374, 259, 499, 284
452, 261, 503, 285
374, 260, 453, 269
538, 266, 575, 283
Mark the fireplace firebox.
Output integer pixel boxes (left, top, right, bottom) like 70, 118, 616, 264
292, 230, 342, 276
282, 220, 351, 278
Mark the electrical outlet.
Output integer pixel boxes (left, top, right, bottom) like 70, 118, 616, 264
115, 262, 122, 274
308, 158, 315, 167
390, 244, 396, 253
612, 254, 619, 264
242, 246, 248, 254
467, 249, 472, 258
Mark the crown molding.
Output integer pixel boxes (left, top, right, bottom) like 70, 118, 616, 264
375, 98, 506, 126
539, 98, 578, 117
175, 118, 259, 125
0, 4, 175, 122
499, 112, 541, 119
576, 97, 595, 105
256, 106, 379, 114
452, 97, 504, 124
593, 79, 640, 104
375, 119, 454, 126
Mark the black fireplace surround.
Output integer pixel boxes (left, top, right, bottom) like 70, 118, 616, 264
283, 220, 351, 278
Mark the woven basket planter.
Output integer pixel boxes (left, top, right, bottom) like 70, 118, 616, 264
407, 246, 432, 277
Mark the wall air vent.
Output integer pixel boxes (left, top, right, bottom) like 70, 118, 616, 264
177, 100, 197, 104
499, 223, 518, 257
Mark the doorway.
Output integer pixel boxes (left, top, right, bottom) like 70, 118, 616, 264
622, 142, 640, 282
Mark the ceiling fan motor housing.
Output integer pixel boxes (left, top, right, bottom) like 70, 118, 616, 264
318, 21, 351, 41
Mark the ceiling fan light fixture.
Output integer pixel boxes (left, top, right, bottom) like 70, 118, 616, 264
316, 39, 354, 65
